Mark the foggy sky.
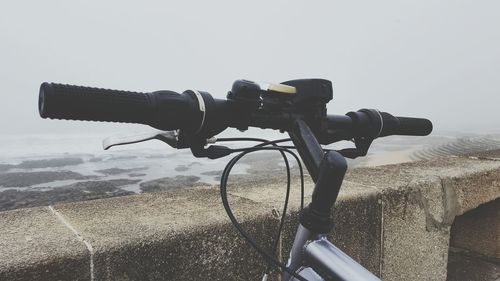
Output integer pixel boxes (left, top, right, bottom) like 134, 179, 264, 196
1, 0, 499, 136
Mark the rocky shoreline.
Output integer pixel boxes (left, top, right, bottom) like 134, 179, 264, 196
0, 151, 296, 211
0, 152, 229, 211
0, 171, 92, 187
0, 179, 137, 212
1, 134, 499, 212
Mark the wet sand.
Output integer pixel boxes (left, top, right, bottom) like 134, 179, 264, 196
361, 147, 418, 167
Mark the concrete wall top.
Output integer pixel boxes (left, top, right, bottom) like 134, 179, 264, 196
1, 154, 499, 280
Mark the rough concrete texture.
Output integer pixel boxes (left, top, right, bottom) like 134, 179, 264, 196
50, 182, 382, 280
0, 207, 90, 280
446, 248, 500, 281
450, 199, 500, 259
52, 189, 277, 280
346, 156, 500, 280
0, 156, 499, 280
328, 192, 382, 275
469, 148, 500, 160
347, 156, 500, 215
381, 184, 451, 281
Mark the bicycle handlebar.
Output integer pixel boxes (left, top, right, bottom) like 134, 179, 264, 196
39, 82, 202, 131
39, 81, 432, 144
39, 80, 432, 281
326, 110, 432, 138
390, 116, 433, 136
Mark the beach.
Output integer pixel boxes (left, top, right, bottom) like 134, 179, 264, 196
1, 132, 499, 212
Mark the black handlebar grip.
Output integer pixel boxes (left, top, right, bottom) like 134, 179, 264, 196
39, 83, 154, 124
39, 83, 198, 131
378, 112, 432, 137
394, 116, 433, 136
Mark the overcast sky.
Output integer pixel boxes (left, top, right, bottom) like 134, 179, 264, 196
1, 0, 499, 136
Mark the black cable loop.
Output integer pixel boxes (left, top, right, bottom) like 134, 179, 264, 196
219, 146, 308, 281
213, 138, 306, 279
224, 146, 305, 211
220, 139, 291, 275
215, 137, 304, 209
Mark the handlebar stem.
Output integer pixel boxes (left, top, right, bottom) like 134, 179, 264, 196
288, 119, 347, 234
289, 119, 324, 181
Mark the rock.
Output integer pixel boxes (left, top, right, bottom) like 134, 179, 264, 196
0, 164, 14, 173
0, 179, 136, 211
0, 171, 91, 187
95, 167, 147, 175
17, 157, 84, 169
128, 173, 146, 178
140, 175, 209, 192
174, 165, 189, 172
66, 179, 141, 189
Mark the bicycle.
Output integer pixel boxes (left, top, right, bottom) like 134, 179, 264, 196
38, 79, 432, 281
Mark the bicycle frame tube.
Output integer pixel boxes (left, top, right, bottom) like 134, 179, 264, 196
303, 237, 380, 281
282, 224, 314, 280
282, 227, 380, 281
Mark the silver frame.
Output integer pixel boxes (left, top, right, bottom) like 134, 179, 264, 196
283, 224, 381, 281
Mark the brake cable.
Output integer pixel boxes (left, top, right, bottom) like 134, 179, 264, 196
215, 139, 307, 281
216, 138, 304, 210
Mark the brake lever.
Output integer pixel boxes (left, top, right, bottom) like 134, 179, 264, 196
102, 130, 180, 150
335, 137, 373, 159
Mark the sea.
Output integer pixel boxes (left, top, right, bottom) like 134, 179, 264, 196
1, 129, 499, 193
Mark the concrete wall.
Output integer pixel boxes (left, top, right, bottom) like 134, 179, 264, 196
0, 155, 499, 281
447, 199, 500, 281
